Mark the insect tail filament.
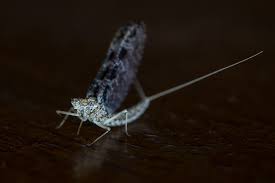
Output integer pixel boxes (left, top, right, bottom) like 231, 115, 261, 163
148, 51, 263, 102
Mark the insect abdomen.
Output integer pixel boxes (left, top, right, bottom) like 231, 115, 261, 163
103, 99, 150, 127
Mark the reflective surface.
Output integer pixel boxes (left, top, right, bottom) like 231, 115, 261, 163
0, 1, 274, 182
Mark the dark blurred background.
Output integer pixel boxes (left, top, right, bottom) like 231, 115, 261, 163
0, 0, 274, 183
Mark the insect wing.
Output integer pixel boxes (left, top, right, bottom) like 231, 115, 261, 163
86, 22, 146, 114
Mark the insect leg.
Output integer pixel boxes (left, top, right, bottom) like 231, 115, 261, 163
56, 107, 76, 129
122, 80, 149, 133
103, 109, 128, 124
86, 123, 111, 146
76, 120, 84, 136
124, 110, 130, 136
104, 109, 130, 135
103, 100, 150, 127
102, 109, 130, 136
134, 79, 147, 100
86, 110, 128, 145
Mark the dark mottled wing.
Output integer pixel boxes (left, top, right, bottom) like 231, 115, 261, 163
86, 22, 146, 114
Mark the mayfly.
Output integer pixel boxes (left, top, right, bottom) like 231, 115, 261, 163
56, 22, 263, 146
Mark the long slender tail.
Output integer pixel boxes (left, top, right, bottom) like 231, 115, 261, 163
148, 51, 263, 102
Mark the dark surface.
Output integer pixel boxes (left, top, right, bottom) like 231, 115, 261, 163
0, 1, 274, 183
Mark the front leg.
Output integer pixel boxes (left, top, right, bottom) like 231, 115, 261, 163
56, 107, 77, 129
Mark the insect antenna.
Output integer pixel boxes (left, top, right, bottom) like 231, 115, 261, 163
148, 51, 263, 102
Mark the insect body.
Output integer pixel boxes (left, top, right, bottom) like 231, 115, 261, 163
56, 22, 263, 146
57, 22, 149, 144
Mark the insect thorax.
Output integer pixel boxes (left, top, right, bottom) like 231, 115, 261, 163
71, 97, 109, 123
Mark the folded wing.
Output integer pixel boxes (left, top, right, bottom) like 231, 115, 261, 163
86, 22, 146, 114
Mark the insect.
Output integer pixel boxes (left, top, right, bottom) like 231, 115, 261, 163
56, 21, 263, 146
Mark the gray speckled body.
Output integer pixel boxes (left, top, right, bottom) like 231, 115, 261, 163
70, 97, 150, 127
